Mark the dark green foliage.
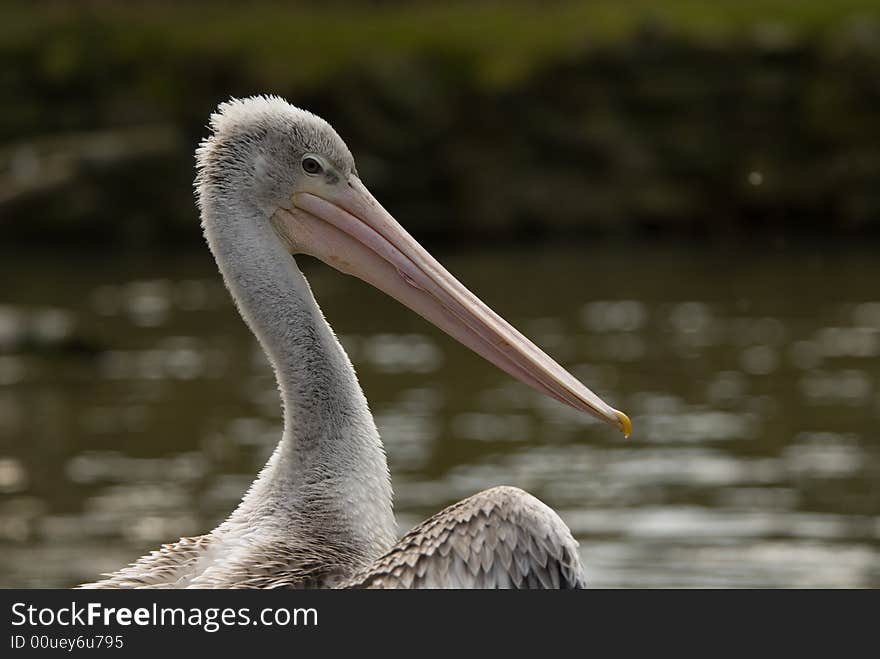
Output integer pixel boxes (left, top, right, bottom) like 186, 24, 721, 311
2, 3, 879, 245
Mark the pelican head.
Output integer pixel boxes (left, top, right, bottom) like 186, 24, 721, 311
196, 96, 631, 437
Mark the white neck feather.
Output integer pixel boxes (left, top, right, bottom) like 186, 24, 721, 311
201, 198, 396, 562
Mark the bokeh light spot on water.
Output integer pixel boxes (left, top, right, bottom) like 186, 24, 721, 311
122, 280, 173, 327
784, 432, 865, 478
66, 451, 207, 484
0, 458, 27, 493
31, 308, 75, 344
669, 301, 713, 335
706, 371, 748, 402
0, 305, 75, 351
0, 306, 25, 350
452, 412, 532, 442
635, 410, 760, 443
376, 387, 443, 470
581, 300, 647, 333
816, 326, 879, 358
740, 344, 779, 375
360, 334, 443, 373
799, 369, 873, 404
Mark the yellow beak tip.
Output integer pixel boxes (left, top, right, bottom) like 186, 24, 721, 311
615, 410, 632, 438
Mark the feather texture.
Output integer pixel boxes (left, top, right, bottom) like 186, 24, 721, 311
341, 486, 586, 589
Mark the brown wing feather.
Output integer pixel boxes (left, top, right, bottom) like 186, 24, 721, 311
341, 486, 586, 589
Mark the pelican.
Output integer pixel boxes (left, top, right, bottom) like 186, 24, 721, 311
80, 96, 630, 589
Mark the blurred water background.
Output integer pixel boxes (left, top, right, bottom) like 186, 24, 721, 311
1, 1, 879, 587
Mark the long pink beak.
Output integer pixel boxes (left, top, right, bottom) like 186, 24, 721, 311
273, 176, 631, 437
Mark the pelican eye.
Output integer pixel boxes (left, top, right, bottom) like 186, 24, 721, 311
302, 156, 323, 176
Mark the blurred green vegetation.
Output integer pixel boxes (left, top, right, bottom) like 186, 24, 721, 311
2, 0, 880, 245
5, 0, 880, 88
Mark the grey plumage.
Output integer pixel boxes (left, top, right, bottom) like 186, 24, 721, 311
79, 96, 593, 589
82, 487, 585, 589
343, 487, 586, 589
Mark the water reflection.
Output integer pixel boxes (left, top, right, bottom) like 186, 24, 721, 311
0, 246, 877, 587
